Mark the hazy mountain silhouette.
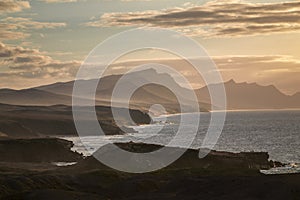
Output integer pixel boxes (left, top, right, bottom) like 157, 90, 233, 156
0, 88, 72, 106
293, 92, 300, 99
0, 69, 299, 111
34, 68, 210, 113
0, 88, 109, 106
35, 69, 196, 103
197, 79, 300, 110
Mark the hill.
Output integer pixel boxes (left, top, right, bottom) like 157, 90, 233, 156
0, 103, 151, 138
197, 79, 300, 110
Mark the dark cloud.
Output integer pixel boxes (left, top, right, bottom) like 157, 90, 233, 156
0, 42, 38, 57
88, 0, 300, 37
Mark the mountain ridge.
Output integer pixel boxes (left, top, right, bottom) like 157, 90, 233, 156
197, 79, 300, 110
0, 69, 299, 110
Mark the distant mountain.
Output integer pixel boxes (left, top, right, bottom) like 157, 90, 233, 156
34, 69, 210, 113
0, 88, 109, 106
0, 69, 210, 113
197, 79, 300, 110
0, 88, 72, 106
293, 92, 300, 99
1, 70, 298, 111
35, 69, 194, 102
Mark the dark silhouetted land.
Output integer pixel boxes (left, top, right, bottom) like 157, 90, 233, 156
0, 139, 299, 200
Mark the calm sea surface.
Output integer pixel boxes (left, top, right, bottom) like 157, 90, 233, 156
64, 110, 300, 173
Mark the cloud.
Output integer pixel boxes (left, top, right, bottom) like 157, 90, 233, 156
0, 0, 30, 14
0, 42, 38, 57
213, 55, 300, 95
0, 30, 29, 40
0, 1, 66, 41
40, 0, 78, 3
103, 55, 300, 95
120, 0, 153, 1
39, 0, 152, 3
0, 17, 66, 41
0, 43, 299, 94
87, 0, 300, 37
0, 42, 80, 82
2, 17, 66, 29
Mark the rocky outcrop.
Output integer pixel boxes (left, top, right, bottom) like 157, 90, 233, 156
0, 104, 152, 138
0, 138, 82, 163
75, 142, 281, 174
0, 139, 298, 200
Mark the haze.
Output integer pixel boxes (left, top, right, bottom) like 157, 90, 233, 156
0, 0, 299, 95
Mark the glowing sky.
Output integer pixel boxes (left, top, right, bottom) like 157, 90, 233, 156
0, 0, 299, 95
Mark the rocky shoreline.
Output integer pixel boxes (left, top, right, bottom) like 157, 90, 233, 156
0, 138, 299, 199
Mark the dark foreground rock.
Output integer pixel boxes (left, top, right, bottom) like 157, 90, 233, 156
0, 139, 299, 200
0, 138, 82, 163
74, 142, 280, 175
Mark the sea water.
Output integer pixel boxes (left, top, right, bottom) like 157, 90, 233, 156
64, 110, 300, 174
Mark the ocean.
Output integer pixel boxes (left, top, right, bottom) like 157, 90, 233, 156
64, 110, 300, 174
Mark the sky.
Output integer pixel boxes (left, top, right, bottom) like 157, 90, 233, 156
0, 0, 299, 95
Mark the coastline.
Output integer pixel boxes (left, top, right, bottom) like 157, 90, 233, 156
0, 138, 299, 199
62, 135, 300, 175
213, 108, 300, 112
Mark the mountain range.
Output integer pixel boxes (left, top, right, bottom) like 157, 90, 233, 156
197, 79, 300, 110
0, 69, 299, 111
